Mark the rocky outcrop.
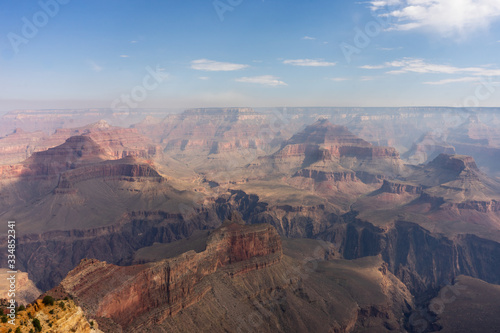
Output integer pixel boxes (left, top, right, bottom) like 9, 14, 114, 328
380, 180, 423, 194
0, 135, 161, 181
428, 153, 479, 174
250, 119, 404, 182
293, 169, 357, 182
55, 159, 164, 190
453, 200, 500, 212
54, 223, 282, 329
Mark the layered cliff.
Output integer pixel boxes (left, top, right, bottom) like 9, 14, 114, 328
53, 223, 282, 330
406, 154, 500, 214
249, 119, 404, 182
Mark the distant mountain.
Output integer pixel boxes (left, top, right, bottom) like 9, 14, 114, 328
404, 115, 500, 176
247, 119, 404, 183
132, 107, 297, 172
0, 120, 159, 166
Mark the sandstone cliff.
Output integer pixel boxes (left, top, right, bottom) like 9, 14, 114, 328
52, 223, 282, 330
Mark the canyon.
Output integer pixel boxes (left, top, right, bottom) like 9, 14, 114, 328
1, 107, 500, 332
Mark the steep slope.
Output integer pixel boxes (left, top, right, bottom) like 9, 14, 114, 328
0, 135, 209, 291
428, 275, 500, 333
48, 223, 414, 333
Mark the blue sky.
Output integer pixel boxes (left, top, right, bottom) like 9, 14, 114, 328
0, 0, 500, 111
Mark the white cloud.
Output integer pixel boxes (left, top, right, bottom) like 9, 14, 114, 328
424, 77, 479, 85
361, 76, 375, 81
359, 64, 387, 69
119, 55, 130, 58
425, 77, 500, 85
376, 46, 402, 51
370, 0, 500, 37
283, 59, 336, 67
191, 59, 249, 71
302, 36, 316, 40
199, 76, 210, 80
235, 75, 287, 86
329, 77, 349, 82
86, 60, 103, 73
361, 58, 500, 76
130, 40, 138, 44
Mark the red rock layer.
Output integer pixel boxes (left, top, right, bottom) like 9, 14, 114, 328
55, 223, 282, 328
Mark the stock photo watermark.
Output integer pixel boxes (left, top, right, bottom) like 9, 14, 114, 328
213, 0, 244, 22
6, 0, 70, 57
6, 220, 17, 325
339, 5, 393, 63
110, 65, 168, 112
454, 76, 498, 111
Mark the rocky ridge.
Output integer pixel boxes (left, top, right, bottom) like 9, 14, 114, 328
51, 222, 282, 330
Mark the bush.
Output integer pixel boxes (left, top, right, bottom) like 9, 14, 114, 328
15, 328, 21, 333
42, 295, 55, 306
59, 302, 65, 310
1, 316, 8, 323
32, 318, 42, 332
18, 305, 25, 311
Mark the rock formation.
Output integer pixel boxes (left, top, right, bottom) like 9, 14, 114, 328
51, 223, 282, 330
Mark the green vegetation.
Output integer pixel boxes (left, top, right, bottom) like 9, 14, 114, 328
42, 295, 55, 306
15, 327, 21, 333
18, 305, 25, 311
32, 318, 42, 331
1, 316, 7, 323
59, 301, 65, 310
